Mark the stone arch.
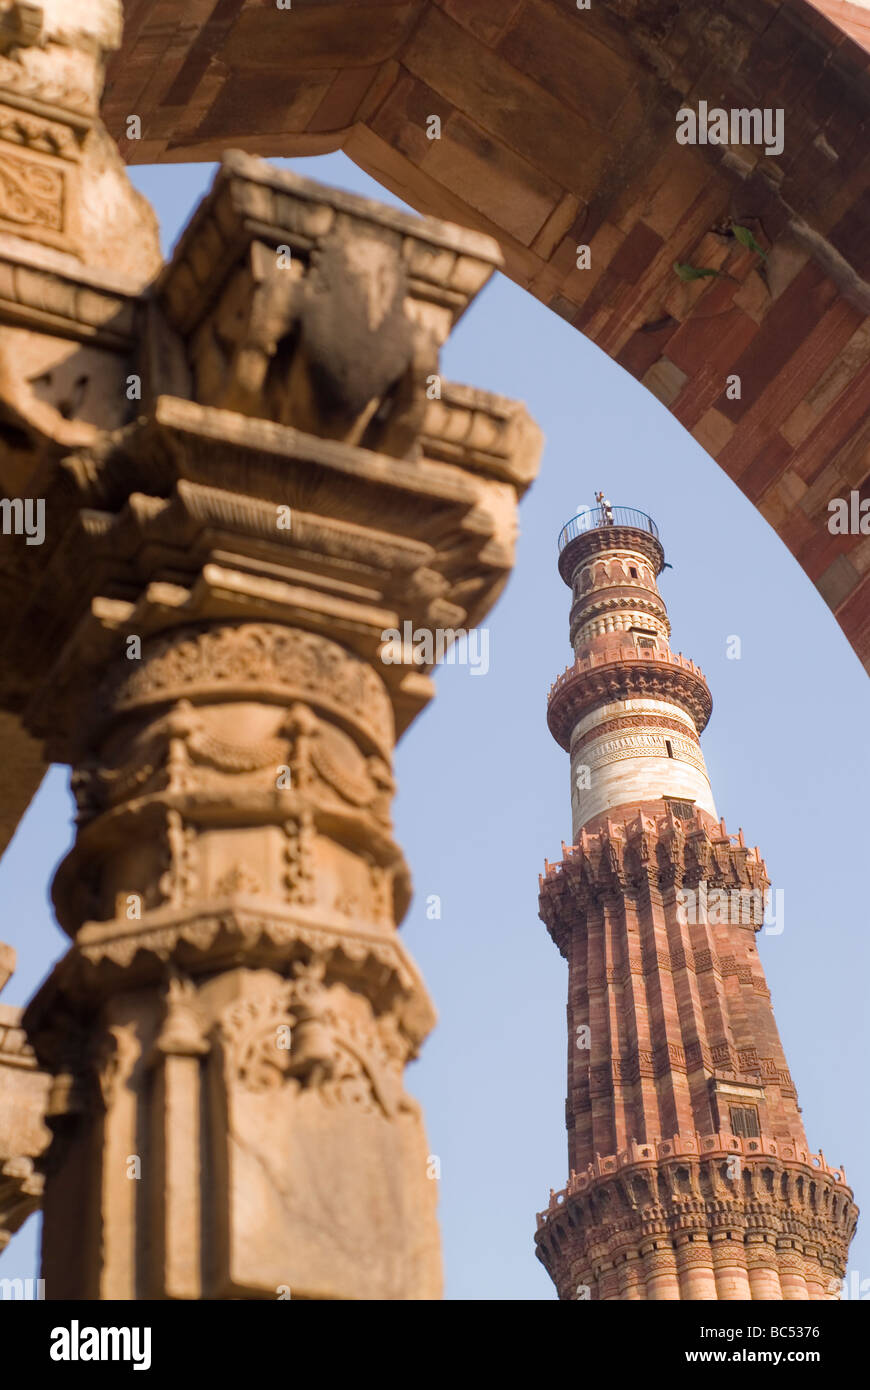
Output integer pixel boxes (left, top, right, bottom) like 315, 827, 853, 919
107, 1, 870, 671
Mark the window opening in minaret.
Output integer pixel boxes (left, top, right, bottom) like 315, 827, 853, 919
729, 1105, 761, 1139
665, 740, 674, 757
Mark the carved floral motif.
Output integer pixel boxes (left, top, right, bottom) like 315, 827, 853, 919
219, 980, 296, 1093
219, 969, 408, 1117
0, 151, 63, 229
215, 864, 262, 897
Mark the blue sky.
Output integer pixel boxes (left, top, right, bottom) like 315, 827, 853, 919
1, 152, 867, 1300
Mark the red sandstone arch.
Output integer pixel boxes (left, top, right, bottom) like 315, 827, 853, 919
106, 0, 870, 670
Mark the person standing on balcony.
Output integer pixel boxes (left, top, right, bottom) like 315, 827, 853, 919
594, 491, 614, 525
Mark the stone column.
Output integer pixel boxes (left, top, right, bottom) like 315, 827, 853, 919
674, 1234, 718, 1300
615, 1251, 644, 1300
33, 622, 444, 1299
745, 1236, 784, 1300
0, 1, 162, 848
6, 154, 541, 1299
597, 1263, 620, 1300
710, 1234, 752, 1301
778, 1248, 810, 1301
804, 1250, 838, 1301
641, 1241, 681, 1300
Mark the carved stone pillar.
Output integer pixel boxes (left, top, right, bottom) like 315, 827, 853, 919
0, 946, 51, 1253
33, 621, 441, 1299
745, 1236, 785, 1300
778, 1248, 811, 1302
710, 1233, 752, 1301
674, 1234, 718, 1301
5, 153, 541, 1298
0, 0, 161, 850
641, 1241, 681, 1301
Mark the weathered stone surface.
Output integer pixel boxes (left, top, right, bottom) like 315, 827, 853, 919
0, 0, 159, 278
0, 0, 163, 848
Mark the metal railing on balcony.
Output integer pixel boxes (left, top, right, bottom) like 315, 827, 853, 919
558, 506, 659, 551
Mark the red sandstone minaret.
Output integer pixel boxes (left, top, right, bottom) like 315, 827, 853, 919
535, 502, 857, 1301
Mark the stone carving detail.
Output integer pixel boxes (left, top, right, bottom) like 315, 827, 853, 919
0, 0, 160, 281
574, 712, 699, 750
151, 975, 209, 1059
283, 813, 316, 906
310, 723, 394, 816
115, 699, 293, 790
368, 861, 393, 925
219, 968, 407, 1118
537, 1140, 857, 1302
158, 809, 198, 908
0, 102, 80, 158
0, 150, 64, 229
82, 701, 280, 810
214, 864, 261, 897
684, 1041, 711, 1071
284, 957, 334, 1087
220, 980, 296, 1093
86, 694, 395, 828
297, 980, 407, 1118
585, 730, 707, 774
184, 728, 286, 775
189, 228, 437, 453
94, 1023, 139, 1110
106, 624, 395, 755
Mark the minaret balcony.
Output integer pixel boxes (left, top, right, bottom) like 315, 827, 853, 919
557, 506, 665, 582
547, 648, 712, 750
536, 1131, 852, 1229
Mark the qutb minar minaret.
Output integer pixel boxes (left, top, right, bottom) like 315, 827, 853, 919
535, 501, 857, 1301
